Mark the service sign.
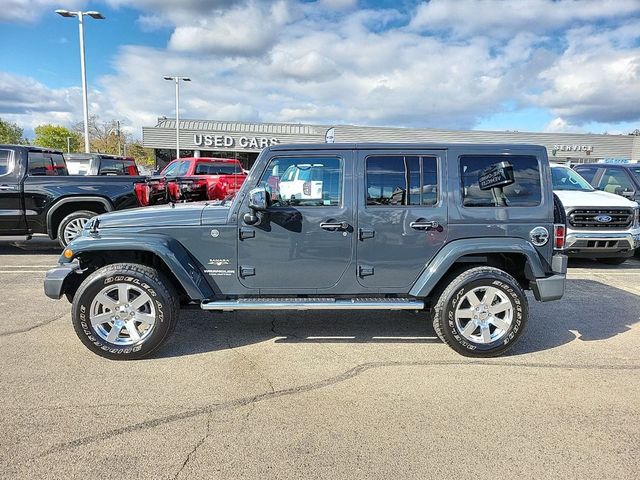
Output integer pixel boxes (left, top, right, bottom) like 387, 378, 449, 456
479, 161, 515, 190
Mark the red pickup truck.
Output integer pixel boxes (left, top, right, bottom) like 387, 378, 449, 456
161, 157, 247, 202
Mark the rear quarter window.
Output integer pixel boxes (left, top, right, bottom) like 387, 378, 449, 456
460, 155, 541, 207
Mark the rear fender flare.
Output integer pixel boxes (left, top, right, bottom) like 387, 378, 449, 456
46, 196, 113, 237
409, 237, 547, 298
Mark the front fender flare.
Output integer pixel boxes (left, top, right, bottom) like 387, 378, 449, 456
409, 237, 547, 298
60, 233, 214, 301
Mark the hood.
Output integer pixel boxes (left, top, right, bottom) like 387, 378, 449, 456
96, 202, 208, 228
554, 189, 638, 209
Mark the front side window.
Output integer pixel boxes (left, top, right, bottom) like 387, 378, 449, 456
0, 149, 13, 176
366, 155, 438, 206
257, 156, 342, 207
630, 167, 640, 183
552, 166, 594, 192
461, 155, 541, 207
597, 168, 636, 194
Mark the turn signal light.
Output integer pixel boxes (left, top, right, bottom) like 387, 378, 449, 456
554, 224, 566, 250
63, 248, 73, 259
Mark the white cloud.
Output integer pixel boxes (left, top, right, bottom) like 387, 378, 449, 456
410, 0, 640, 37
0, 0, 87, 22
534, 22, 640, 124
168, 1, 292, 55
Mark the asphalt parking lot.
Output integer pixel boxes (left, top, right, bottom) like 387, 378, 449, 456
0, 238, 639, 479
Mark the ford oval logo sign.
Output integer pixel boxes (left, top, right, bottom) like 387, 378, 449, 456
595, 215, 612, 223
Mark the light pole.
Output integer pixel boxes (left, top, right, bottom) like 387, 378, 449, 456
163, 76, 191, 159
55, 9, 105, 153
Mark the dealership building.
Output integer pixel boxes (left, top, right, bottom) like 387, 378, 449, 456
142, 117, 640, 170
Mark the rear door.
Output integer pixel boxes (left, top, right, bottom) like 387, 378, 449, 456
356, 149, 448, 288
0, 148, 27, 234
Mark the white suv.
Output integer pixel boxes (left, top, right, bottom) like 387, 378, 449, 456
551, 164, 640, 264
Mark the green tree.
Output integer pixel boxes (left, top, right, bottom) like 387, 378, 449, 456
74, 116, 130, 155
0, 118, 25, 144
33, 124, 81, 152
126, 142, 155, 168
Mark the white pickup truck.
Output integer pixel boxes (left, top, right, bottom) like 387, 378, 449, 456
551, 164, 640, 264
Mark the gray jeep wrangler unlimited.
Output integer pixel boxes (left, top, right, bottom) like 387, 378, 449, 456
44, 143, 567, 359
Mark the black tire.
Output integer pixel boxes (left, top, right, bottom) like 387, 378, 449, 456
597, 257, 628, 265
71, 263, 179, 360
57, 210, 97, 248
432, 266, 528, 357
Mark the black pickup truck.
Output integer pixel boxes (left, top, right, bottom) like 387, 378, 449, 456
0, 145, 161, 247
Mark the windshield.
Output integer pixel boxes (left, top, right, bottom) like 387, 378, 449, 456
551, 166, 594, 191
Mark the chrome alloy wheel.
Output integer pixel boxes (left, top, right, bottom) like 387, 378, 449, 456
454, 286, 513, 344
63, 217, 89, 245
89, 284, 157, 345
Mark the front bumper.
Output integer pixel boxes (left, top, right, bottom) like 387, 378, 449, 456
44, 261, 81, 300
563, 228, 640, 257
531, 254, 567, 302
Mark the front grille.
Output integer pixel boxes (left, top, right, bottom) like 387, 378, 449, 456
568, 209, 633, 229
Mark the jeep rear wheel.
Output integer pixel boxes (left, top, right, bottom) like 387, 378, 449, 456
432, 267, 528, 357
71, 263, 179, 360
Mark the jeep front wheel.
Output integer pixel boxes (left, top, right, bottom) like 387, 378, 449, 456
432, 267, 528, 357
71, 263, 179, 360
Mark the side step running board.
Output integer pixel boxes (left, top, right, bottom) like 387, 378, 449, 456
201, 297, 424, 311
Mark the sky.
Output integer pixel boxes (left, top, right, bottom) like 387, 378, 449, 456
0, 0, 639, 140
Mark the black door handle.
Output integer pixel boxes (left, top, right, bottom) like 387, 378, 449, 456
320, 221, 349, 231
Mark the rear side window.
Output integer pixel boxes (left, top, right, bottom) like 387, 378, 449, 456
0, 149, 13, 176
194, 163, 238, 175
460, 155, 541, 207
49, 153, 67, 175
28, 152, 51, 176
99, 158, 125, 175
366, 155, 438, 206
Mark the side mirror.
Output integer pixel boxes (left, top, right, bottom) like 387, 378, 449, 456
248, 187, 270, 211
621, 190, 635, 198
243, 187, 270, 225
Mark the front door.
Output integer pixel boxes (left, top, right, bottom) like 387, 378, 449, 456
0, 148, 27, 235
237, 152, 353, 290
356, 149, 448, 288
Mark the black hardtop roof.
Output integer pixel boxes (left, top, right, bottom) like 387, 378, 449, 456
0, 144, 63, 154
268, 142, 547, 152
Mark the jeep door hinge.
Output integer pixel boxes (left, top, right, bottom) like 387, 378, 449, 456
240, 266, 255, 277
358, 265, 374, 277
359, 228, 375, 241
239, 227, 255, 240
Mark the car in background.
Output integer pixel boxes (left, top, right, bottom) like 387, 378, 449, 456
573, 162, 640, 203
64, 153, 139, 176
551, 164, 640, 264
161, 157, 247, 202
0, 145, 153, 247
